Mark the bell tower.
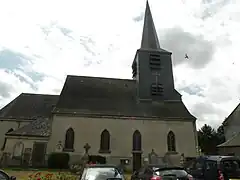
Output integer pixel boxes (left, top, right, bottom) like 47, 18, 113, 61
132, 1, 180, 101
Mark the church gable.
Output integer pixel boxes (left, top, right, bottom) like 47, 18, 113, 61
222, 103, 240, 126
0, 93, 59, 120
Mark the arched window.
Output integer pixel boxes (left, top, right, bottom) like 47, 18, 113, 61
99, 129, 110, 153
64, 128, 75, 151
167, 131, 176, 152
1, 128, 14, 151
133, 130, 142, 151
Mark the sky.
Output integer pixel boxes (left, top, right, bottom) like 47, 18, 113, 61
0, 0, 239, 129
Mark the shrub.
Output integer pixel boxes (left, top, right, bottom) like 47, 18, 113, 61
48, 152, 70, 169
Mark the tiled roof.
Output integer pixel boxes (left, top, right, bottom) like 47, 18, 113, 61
0, 93, 59, 120
217, 132, 240, 147
55, 75, 195, 119
6, 118, 51, 137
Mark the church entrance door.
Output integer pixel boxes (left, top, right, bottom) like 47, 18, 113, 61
132, 152, 142, 172
32, 142, 47, 167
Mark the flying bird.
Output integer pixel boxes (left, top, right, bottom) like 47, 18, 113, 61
185, 54, 189, 59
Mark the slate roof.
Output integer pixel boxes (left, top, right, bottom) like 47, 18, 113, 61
217, 132, 240, 147
0, 93, 59, 120
6, 118, 51, 137
140, 1, 170, 53
54, 75, 195, 119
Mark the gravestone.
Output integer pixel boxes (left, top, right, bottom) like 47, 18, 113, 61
148, 149, 158, 164
143, 157, 149, 166
1, 152, 10, 167
22, 148, 32, 167
164, 152, 181, 166
180, 153, 185, 167
55, 141, 63, 152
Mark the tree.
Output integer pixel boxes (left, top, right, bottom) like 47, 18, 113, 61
198, 124, 218, 155
216, 125, 225, 145
198, 124, 226, 155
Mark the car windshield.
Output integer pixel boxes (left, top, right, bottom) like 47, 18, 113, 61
85, 167, 124, 180
222, 160, 240, 171
154, 169, 188, 177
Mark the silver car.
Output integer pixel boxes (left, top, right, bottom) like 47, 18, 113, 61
80, 165, 125, 180
0, 170, 16, 180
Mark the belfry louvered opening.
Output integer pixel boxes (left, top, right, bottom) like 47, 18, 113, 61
151, 83, 163, 96
149, 54, 161, 69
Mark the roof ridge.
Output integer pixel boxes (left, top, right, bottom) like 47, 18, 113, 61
67, 75, 134, 82
217, 132, 240, 147
0, 94, 22, 117
21, 93, 59, 96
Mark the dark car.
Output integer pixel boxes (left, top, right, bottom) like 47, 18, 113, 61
0, 170, 16, 180
185, 155, 240, 180
80, 164, 125, 180
131, 164, 193, 180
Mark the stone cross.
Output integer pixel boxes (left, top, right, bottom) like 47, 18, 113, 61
149, 149, 158, 164
152, 72, 160, 85
84, 143, 91, 154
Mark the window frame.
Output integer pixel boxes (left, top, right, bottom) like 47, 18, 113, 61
167, 131, 176, 152
99, 129, 111, 154
149, 54, 161, 69
63, 128, 75, 152
151, 83, 164, 96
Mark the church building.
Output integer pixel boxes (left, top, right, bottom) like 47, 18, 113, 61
0, 1, 198, 170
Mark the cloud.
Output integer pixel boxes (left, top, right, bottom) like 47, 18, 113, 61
0, 49, 45, 90
0, 49, 29, 70
191, 102, 227, 128
0, 81, 13, 98
160, 27, 215, 68
133, 12, 144, 22
179, 85, 205, 97
199, 0, 232, 20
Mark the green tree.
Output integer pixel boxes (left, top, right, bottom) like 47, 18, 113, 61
198, 124, 218, 155
216, 125, 225, 145
198, 124, 226, 155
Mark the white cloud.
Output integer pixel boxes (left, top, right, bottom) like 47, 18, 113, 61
0, 0, 240, 129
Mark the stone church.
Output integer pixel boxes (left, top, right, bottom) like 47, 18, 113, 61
0, 1, 198, 170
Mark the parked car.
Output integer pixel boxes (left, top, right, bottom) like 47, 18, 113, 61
131, 164, 193, 180
0, 170, 16, 180
185, 155, 240, 180
80, 164, 125, 180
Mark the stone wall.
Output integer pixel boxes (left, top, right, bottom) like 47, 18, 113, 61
48, 115, 197, 158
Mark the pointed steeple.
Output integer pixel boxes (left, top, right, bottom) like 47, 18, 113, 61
141, 1, 161, 50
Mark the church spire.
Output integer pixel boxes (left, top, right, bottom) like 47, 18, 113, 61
141, 1, 161, 50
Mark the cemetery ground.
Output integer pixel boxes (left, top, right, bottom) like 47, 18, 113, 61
3, 168, 132, 180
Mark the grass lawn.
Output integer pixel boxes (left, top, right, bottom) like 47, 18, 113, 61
4, 170, 131, 180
